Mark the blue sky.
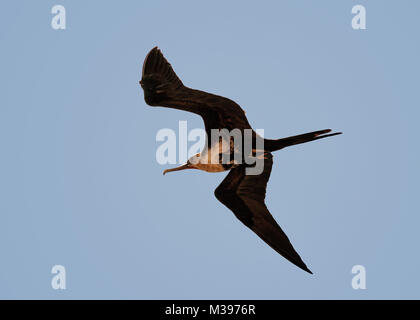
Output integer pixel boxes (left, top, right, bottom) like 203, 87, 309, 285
0, 0, 419, 299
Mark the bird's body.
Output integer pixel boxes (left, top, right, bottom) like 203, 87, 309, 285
191, 143, 240, 173
140, 47, 341, 274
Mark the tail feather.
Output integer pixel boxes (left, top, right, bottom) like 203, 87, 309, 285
265, 129, 342, 151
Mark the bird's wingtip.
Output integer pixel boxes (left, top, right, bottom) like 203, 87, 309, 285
302, 265, 313, 274
141, 46, 184, 89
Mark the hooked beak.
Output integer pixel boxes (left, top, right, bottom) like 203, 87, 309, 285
163, 163, 192, 175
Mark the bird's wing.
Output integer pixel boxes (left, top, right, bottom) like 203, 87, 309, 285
214, 153, 312, 274
140, 47, 252, 138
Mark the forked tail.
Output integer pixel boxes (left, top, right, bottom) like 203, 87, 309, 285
265, 129, 342, 152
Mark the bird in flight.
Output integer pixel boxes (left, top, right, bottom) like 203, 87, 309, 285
139, 47, 341, 274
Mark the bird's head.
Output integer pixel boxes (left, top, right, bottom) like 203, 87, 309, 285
163, 153, 201, 175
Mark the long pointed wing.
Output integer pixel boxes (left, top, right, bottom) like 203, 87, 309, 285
214, 153, 312, 274
140, 47, 252, 137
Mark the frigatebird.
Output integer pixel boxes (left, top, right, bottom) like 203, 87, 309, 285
140, 47, 341, 274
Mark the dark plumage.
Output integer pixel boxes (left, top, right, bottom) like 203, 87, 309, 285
140, 47, 342, 274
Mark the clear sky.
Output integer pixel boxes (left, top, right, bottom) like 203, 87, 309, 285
1, 0, 419, 299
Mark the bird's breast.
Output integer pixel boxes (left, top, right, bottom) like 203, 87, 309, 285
193, 141, 240, 172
